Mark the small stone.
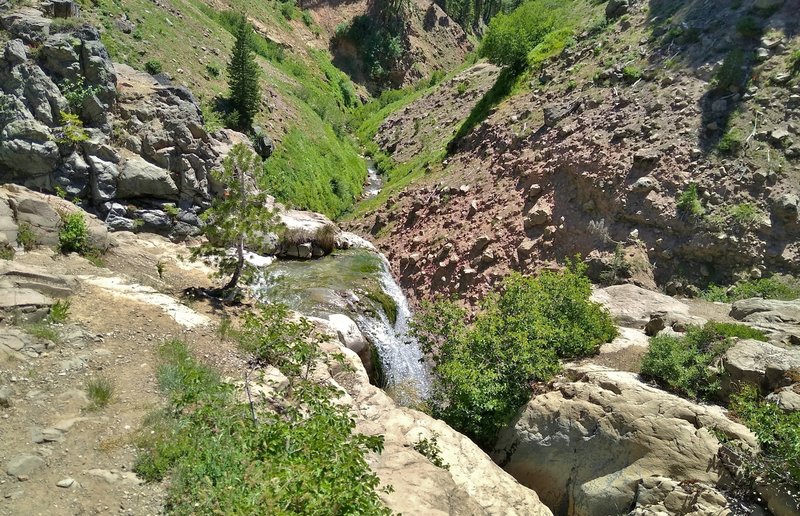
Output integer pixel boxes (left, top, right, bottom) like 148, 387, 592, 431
527, 184, 543, 198
0, 385, 11, 408
56, 478, 74, 488
750, 268, 762, 280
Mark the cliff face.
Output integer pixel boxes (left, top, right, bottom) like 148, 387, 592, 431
348, 0, 800, 306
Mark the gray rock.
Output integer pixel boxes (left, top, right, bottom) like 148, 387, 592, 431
56, 477, 75, 488
0, 8, 51, 43
773, 193, 798, 223
631, 176, 658, 193
605, 0, 629, 18
591, 284, 695, 329
117, 158, 178, 199
79, 40, 117, 103
38, 33, 81, 80
722, 339, 800, 396
3, 39, 27, 65
0, 119, 59, 177
0, 384, 11, 407
6, 454, 45, 477
86, 155, 119, 201
523, 206, 551, 229
767, 386, 800, 411
252, 128, 273, 159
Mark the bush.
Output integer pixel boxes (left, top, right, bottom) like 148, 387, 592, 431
730, 386, 800, 488
58, 211, 90, 255
16, 222, 36, 251
413, 432, 448, 470
48, 298, 71, 324
144, 60, 163, 75
641, 322, 739, 400
479, 0, 571, 69
718, 128, 743, 155
412, 260, 616, 447
622, 65, 643, 83
735, 16, 762, 39
205, 63, 220, 77
676, 183, 705, 218
703, 277, 800, 302
55, 111, 88, 145
59, 77, 99, 113
135, 329, 391, 514
729, 202, 761, 225
713, 49, 746, 91
791, 50, 800, 75
0, 244, 13, 260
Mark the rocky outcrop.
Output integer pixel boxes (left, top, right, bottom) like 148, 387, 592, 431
491, 365, 755, 516
722, 338, 800, 399
590, 284, 701, 329
729, 297, 800, 345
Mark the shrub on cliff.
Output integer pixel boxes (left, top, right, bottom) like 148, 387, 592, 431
411, 260, 616, 447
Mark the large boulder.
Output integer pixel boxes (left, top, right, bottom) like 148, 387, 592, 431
0, 119, 59, 179
117, 157, 179, 199
491, 365, 755, 516
722, 339, 800, 396
591, 284, 698, 329
0, 8, 51, 43
730, 298, 800, 345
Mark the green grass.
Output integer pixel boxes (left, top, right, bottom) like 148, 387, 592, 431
85, 376, 114, 410
718, 128, 743, 155
676, 183, 705, 218
48, 299, 71, 323
23, 321, 59, 343
702, 277, 800, 302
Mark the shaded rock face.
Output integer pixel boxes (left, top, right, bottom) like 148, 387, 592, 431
491, 366, 755, 516
0, 14, 262, 241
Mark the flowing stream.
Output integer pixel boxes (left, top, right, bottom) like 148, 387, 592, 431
253, 239, 431, 396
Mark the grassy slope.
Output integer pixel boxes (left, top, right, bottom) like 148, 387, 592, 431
84, 0, 366, 219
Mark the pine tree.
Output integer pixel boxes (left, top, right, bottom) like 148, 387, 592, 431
227, 17, 261, 130
192, 143, 274, 295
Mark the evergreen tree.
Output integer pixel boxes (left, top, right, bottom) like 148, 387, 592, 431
227, 17, 261, 130
192, 143, 274, 295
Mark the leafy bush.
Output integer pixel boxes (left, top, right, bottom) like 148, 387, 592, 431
735, 16, 762, 39
713, 49, 746, 91
527, 27, 574, 70
413, 432, 449, 470
0, 244, 13, 260
135, 329, 391, 514
16, 222, 36, 251
58, 211, 90, 255
55, 111, 88, 145
335, 15, 406, 84
301, 10, 314, 27
730, 386, 800, 488
703, 277, 800, 302
622, 65, 643, 83
718, 128, 743, 154
412, 260, 616, 447
676, 183, 705, 218
48, 299, 71, 324
144, 60, 163, 75
479, 0, 571, 69
641, 322, 740, 400
59, 77, 99, 113
205, 63, 220, 77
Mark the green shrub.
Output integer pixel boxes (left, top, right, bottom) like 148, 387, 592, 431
703, 277, 800, 302
718, 128, 743, 154
713, 49, 746, 91
48, 298, 71, 324
59, 77, 100, 113
135, 331, 391, 514
413, 432, 448, 470
144, 60, 163, 75
479, 0, 572, 69
703, 321, 767, 341
16, 222, 36, 251
301, 10, 314, 27
205, 63, 220, 77
622, 65, 643, 83
412, 260, 616, 447
729, 202, 761, 225
55, 111, 88, 145
791, 50, 800, 75
0, 244, 13, 260
735, 16, 762, 39
641, 322, 738, 400
527, 27, 574, 70
676, 183, 705, 218
58, 211, 90, 255
730, 386, 800, 488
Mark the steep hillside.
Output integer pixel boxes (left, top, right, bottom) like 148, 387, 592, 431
349, 0, 800, 305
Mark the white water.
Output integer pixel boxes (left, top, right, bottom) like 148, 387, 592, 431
357, 253, 432, 396
363, 161, 383, 199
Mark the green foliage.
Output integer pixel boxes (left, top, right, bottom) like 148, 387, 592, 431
718, 128, 743, 155
48, 299, 71, 324
200, 101, 224, 133
412, 260, 616, 447
301, 10, 314, 27
85, 376, 114, 411
641, 322, 739, 400
205, 63, 220, 77
435, 0, 500, 31
365, 288, 398, 325
23, 321, 59, 343
702, 277, 800, 302
703, 321, 767, 341
729, 202, 761, 226
135, 331, 391, 514
713, 49, 746, 91
227, 16, 262, 129
335, 15, 406, 85
0, 243, 13, 260
413, 432, 449, 470
450, 67, 518, 149
280, 0, 298, 20
676, 183, 705, 219
55, 111, 88, 145
262, 127, 364, 219
735, 16, 762, 39
622, 65, 642, 83
730, 386, 800, 488
599, 245, 632, 285
193, 144, 275, 292
144, 59, 163, 75
479, 0, 572, 69
791, 50, 800, 75
527, 27, 574, 70
59, 77, 100, 113
16, 222, 36, 251
58, 211, 90, 255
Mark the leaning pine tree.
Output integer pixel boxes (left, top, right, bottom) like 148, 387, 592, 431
193, 143, 275, 295
227, 16, 261, 130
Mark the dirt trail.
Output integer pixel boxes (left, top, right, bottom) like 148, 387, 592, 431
0, 234, 239, 516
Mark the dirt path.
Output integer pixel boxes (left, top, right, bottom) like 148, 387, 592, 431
0, 233, 241, 515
